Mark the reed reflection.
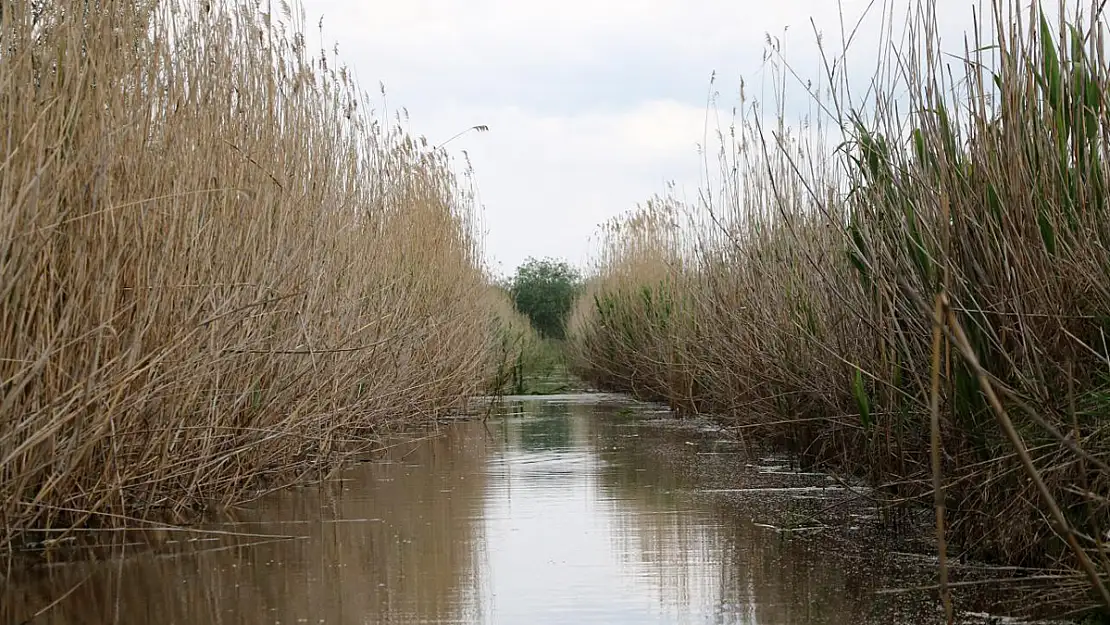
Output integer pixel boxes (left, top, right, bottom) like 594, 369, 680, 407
7, 396, 942, 625
3, 431, 489, 625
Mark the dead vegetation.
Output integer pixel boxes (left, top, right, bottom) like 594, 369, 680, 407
0, 0, 509, 553
569, 0, 1110, 616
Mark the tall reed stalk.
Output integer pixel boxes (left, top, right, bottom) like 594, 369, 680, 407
0, 0, 505, 553
570, 0, 1110, 614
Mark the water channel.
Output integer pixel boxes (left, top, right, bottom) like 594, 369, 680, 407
3, 394, 1068, 624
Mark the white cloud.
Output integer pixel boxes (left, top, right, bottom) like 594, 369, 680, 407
290, 0, 1054, 272
421, 99, 709, 273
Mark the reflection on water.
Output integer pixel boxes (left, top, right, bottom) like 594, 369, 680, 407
5, 394, 956, 624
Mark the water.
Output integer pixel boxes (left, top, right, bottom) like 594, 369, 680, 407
3, 394, 1064, 624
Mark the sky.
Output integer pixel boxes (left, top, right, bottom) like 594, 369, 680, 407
291, 0, 1012, 276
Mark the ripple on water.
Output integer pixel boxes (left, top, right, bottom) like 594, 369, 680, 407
1, 394, 1076, 625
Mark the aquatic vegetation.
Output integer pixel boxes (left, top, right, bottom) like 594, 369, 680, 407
485, 285, 562, 395
0, 0, 507, 552
569, 0, 1110, 614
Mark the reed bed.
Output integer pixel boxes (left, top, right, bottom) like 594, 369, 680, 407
484, 285, 552, 395
0, 0, 507, 554
569, 0, 1110, 614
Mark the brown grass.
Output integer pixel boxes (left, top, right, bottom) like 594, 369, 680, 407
569, 0, 1110, 614
484, 284, 550, 395
0, 0, 504, 553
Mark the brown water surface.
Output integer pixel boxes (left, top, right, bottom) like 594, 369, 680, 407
3, 394, 1070, 624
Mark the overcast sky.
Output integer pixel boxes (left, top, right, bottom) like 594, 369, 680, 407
294, 0, 1007, 276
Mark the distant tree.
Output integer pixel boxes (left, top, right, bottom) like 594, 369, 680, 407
509, 257, 581, 340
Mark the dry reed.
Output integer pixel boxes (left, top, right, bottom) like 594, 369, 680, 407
569, 0, 1110, 614
0, 0, 507, 554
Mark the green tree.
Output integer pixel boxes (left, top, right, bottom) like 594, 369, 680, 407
509, 257, 581, 340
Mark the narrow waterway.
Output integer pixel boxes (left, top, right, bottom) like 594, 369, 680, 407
3, 394, 1066, 624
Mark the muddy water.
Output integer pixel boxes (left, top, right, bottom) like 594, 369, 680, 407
3, 394, 1063, 624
